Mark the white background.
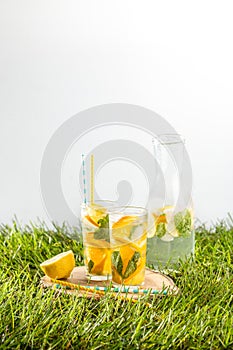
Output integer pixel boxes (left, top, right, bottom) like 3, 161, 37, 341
0, 1, 233, 225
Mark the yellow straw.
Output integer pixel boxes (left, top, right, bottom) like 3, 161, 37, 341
50, 278, 151, 306
90, 154, 94, 204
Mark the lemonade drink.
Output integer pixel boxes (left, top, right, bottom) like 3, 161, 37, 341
110, 207, 148, 286
147, 205, 194, 267
81, 201, 113, 280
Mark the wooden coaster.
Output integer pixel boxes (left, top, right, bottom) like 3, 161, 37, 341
41, 266, 179, 300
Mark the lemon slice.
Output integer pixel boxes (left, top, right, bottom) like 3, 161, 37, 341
87, 204, 107, 222
161, 205, 174, 211
85, 246, 111, 275
112, 215, 137, 229
83, 215, 99, 228
112, 215, 137, 240
148, 213, 167, 238
154, 205, 174, 216
40, 250, 75, 279
148, 205, 174, 238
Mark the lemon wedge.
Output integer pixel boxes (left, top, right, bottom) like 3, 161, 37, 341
40, 250, 75, 279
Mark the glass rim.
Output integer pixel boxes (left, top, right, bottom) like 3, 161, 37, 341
153, 133, 185, 145
108, 205, 148, 217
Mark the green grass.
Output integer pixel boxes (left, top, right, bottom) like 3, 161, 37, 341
0, 218, 232, 349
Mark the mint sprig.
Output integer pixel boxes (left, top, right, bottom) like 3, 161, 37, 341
93, 214, 110, 242
174, 209, 192, 237
112, 251, 123, 277
112, 250, 141, 280
156, 222, 166, 238
88, 259, 94, 273
123, 251, 140, 279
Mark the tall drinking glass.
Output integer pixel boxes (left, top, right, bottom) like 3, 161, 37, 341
110, 206, 148, 286
81, 200, 115, 281
147, 134, 194, 268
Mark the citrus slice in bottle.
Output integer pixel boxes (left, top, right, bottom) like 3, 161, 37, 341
159, 204, 174, 211
151, 213, 167, 238
150, 205, 175, 238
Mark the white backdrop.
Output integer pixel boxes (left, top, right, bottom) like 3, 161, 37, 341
0, 0, 233, 225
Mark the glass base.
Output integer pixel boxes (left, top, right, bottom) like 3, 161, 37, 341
112, 281, 144, 290
112, 280, 144, 288
87, 274, 112, 281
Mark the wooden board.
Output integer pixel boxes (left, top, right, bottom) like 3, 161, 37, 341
40, 266, 179, 300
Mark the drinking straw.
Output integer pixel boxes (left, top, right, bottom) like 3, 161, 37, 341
90, 154, 94, 204
52, 279, 167, 295
81, 154, 87, 204
50, 278, 153, 307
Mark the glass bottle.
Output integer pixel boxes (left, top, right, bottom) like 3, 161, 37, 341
147, 134, 194, 268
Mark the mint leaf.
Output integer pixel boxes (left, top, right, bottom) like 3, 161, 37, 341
156, 222, 166, 238
88, 259, 94, 273
174, 209, 192, 237
93, 214, 110, 242
123, 251, 140, 279
112, 251, 123, 277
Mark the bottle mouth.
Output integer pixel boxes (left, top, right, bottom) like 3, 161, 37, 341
153, 134, 185, 145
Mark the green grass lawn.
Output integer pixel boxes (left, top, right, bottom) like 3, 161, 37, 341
0, 218, 232, 349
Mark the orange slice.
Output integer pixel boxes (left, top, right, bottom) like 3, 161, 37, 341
85, 246, 111, 275
112, 246, 146, 285
153, 213, 167, 224
112, 215, 137, 240
87, 204, 107, 222
111, 267, 122, 284
112, 215, 137, 229
120, 245, 136, 275
84, 215, 99, 227
111, 245, 136, 283
123, 257, 145, 285
149, 211, 169, 238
